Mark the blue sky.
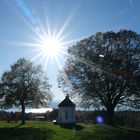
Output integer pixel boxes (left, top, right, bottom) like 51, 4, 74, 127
0, 0, 140, 105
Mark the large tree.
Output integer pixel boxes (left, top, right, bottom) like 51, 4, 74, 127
58, 30, 140, 125
0, 58, 52, 124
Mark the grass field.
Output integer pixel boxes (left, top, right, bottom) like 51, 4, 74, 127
0, 121, 140, 140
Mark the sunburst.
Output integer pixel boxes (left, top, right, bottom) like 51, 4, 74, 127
5, 0, 81, 71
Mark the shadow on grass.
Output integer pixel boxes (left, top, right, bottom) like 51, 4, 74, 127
60, 124, 85, 131
76, 125, 140, 140
14, 123, 24, 128
0, 127, 55, 140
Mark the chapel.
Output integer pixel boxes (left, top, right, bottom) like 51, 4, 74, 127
58, 94, 75, 125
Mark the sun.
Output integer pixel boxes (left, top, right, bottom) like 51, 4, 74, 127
32, 33, 69, 70
9, 0, 80, 71
41, 37, 61, 58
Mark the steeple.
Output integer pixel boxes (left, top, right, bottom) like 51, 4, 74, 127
66, 94, 69, 99
58, 94, 75, 107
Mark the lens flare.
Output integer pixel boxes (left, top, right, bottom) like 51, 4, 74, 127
96, 116, 104, 123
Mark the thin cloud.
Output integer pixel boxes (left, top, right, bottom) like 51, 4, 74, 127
119, 7, 131, 16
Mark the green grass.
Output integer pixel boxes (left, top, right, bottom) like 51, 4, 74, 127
0, 121, 140, 140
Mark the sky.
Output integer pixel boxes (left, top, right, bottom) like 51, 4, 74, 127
0, 0, 140, 108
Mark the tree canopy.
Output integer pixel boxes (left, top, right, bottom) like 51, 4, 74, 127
0, 58, 52, 124
58, 30, 140, 125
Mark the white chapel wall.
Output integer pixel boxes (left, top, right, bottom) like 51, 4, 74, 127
58, 107, 75, 123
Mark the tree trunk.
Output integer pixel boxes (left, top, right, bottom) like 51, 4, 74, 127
21, 103, 25, 125
107, 107, 115, 125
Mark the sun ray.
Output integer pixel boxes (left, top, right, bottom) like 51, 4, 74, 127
4, 0, 84, 72
130, 0, 133, 5
54, 56, 63, 69
55, 12, 75, 41
55, 2, 81, 40
30, 51, 45, 62
0, 39, 40, 48
43, 56, 50, 71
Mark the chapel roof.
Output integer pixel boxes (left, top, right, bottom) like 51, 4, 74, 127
58, 94, 75, 107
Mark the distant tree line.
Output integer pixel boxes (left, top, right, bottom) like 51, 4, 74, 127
0, 108, 58, 122
0, 109, 140, 129
75, 110, 140, 129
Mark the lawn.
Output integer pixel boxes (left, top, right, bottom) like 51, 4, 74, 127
0, 121, 140, 140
